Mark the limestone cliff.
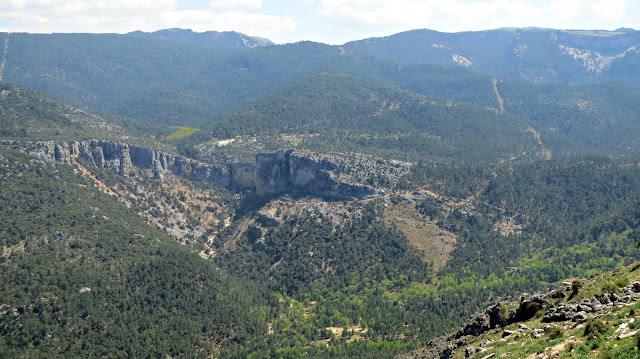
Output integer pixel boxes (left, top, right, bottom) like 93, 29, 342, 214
0, 140, 408, 200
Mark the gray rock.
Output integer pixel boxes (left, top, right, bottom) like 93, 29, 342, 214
129, 145, 156, 169
502, 330, 515, 338
92, 146, 105, 168
53, 142, 71, 163
231, 162, 256, 190
1, 140, 382, 200
571, 311, 588, 323
531, 328, 544, 339
465, 347, 475, 358
153, 159, 164, 180
119, 146, 132, 176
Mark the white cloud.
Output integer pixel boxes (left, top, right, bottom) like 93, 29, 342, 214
158, 10, 295, 38
318, 0, 633, 33
590, 0, 630, 21
0, 0, 294, 40
209, 0, 261, 12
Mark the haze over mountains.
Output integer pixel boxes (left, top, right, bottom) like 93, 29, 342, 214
1, 26, 640, 358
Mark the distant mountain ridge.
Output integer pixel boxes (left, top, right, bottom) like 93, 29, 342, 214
126, 28, 274, 51
344, 27, 640, 88
2, 30, 640, 164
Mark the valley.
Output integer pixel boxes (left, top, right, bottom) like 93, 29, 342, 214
0, 26, 640, 358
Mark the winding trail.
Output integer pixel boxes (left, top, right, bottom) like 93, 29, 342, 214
0, 34, 9, 82
492, 78, 505, 112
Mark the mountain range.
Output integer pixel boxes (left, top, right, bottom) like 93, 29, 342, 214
1, 27, 640, 358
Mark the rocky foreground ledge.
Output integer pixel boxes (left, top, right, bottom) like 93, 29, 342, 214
0, 140, 410, 200
398, 265, 640, 359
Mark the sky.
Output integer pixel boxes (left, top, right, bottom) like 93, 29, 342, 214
0, 0, 638, 45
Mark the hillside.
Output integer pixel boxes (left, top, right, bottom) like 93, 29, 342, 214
0, 147, 272, 358
2, 27, 640, 359
1, 30, 639, 158
0, 82, 139, 141
2, 82, 640, 356
194, 72, 543, 163
400, 263, 640, 359
345, 28, 640, 88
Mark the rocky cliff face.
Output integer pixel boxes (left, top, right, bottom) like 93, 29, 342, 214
253, 150, 379, 199
0, 140, 405, 200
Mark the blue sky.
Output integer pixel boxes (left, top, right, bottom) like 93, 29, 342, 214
0, 0, 638, 44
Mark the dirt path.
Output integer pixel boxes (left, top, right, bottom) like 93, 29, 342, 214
492, 78, 505, 112
71, 156, 132, 207
225, 215, 255, 252
0, 34, 9, 82
526, 127, 552, 160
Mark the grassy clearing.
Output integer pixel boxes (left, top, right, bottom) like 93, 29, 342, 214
166, 126, 199, 140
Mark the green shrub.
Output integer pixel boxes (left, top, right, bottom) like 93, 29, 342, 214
601, 282, 619, 295
571, 280, 583, 297
548, 326, 564, 340
587, 339, 601, 350
498, 304, 510, 323
615, 277, 630, 288
565, 341, 576, 353
583, 318, 607, 340
577, 344, 589, 354
599, 348, 614, 359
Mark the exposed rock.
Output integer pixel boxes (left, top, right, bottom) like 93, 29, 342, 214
549, 290, 566, 299
254, 149, 377, 200
465, 346, 475, 358
618, 329, 639, 339
513, 295, 551, 322
129, 145, 156, 169
1, 140, 391, 200
502, 330, 515, 338
456, 311, 490, 338
531, 328, 545, 339
571, 311, 588, 323
119, 146, 133, 176
54, 142, 71, 163
153, 159, 164, 180
231, 162, 256, 190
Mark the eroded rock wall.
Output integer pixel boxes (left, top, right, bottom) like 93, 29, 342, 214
0, 140, 387, 200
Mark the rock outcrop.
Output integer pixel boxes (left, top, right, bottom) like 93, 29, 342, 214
397, 279, 640, 359
0, 140, 406, 200
253, 150, 378, 199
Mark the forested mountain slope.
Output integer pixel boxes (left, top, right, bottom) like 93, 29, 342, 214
345, 28, 640, 88
2, 30, 639, 158
126, 28, 273, 51
0, 147, 272, 358
2, 27, 640, 359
